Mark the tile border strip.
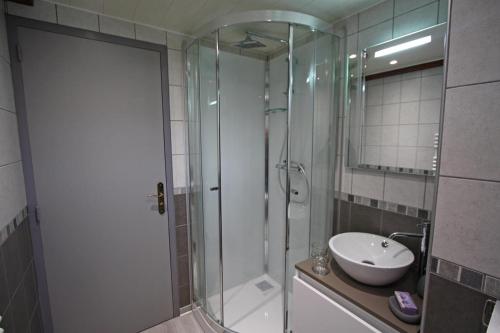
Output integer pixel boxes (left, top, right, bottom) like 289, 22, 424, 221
0, 206, 28, 246
337, 191, 430, 219
430, 256, 500, 299
358, 163, 436, 177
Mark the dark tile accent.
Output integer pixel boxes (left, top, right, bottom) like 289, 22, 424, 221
430, 257, 439, 273
484, 276, 500, 299
179, 285, 190, 308
0, 248, 10, 314
424, 274, 490, 333
30, 305, 43, 333
337, 201, 351, 234
369, 199, 378, 208
177, 254, 189, 287
349, 204, 381, 234
397, 205, 406, 214
174, 194, 187, 227
176, 225, 188, 256
12, 282, 30, 333
460, 267, 484, 291
439, 260, 460, 281
347, 194, 354, 202
23, 263, 38, 314
417, 209, 428, 219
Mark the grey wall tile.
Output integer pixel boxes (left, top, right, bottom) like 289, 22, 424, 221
337, 200, 351, 233
0, 60, 16, 112
384, 173, 425, 207
99, 16, 135, 39
135, 24, 167, 45
380, 211, 421, 259
440, 82, 500, 181
174, 194, 187, 227
177, 254, 189, 287
56, 6, 99, 32
352, 168, 384, 200
424, 176, 435, 210
447, 0, 500, 86
433, 177, 500, 278
459, 267, 483, 291
0, 247, 9, 313
350, 203, 382, 234
7, 0, 57, 23
359, 0, 394, 31
394, 0, 435, 16
0, 163, 26, 231
358, 20, 393, 50
0, 110, 21, 166
424, 274, 489, 333
0, 8, 10, 63
176, 225, 188, 256
393, 2, 438, 38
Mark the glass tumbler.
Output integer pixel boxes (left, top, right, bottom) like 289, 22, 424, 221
311, 242, 330, 275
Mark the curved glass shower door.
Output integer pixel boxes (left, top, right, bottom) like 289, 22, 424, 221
187, 12, 339, 333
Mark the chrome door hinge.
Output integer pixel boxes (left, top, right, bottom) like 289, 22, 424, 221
16, 44, 23, 63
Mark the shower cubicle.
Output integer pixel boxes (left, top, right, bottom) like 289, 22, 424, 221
185, 11, 340, 333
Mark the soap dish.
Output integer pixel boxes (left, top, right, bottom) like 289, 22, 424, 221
388, 296, 421, 324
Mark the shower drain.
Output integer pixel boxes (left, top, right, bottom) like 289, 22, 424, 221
361, 260, 375, 265
255, 280, 274, 292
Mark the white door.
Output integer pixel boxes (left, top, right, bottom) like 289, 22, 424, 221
17, 27, 175, 333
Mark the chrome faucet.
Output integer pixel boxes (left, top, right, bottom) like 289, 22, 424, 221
381, 221, 431, 277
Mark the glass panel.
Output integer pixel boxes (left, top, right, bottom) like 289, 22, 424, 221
187, 34, 222, 323
218, 22, 289, 333
286, 25, 338, 331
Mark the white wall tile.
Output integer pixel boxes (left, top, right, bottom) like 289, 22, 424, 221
401, 78, 421, 102
416, 147, 434, 169
440, 82, 500, 181
380, 146, 398, 166
170, 121, 185, 155
365, 105, 382, 125
172, 154, 186, 189
419, 99, 440, 123
382, 81, 401, 104
167, 32, 191, 50
398, 124, 418, 146
7, 0, 57, 23
364, 146, 380, 165
399, 102, 419, 124
366, 84, 383, 106
421, 74, 443, 100
364, 126, 382, 146
135, 24, 166, 45
169, 85, 185, 121
394, 0, 435, 16
381, 125, 398, 146
397, 147, 416, 168
447, 0, 500, 86
382, 104, 399, 125
433, 177, 500, 277
417, 124, 438, 147
345, 14, 359, 35
393, 2, 438, 38
99, 16, 134, 39
359, 0, 394, 30
384, 173, 425, 207
168, 49, 184, 86
0, 60, 15, 112
0, 162, 26, 230
352, 168, 384, 200
57, 6, 99, 31
0, 110, 21, 166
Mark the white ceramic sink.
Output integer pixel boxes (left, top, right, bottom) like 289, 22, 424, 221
329, 232, 415, 286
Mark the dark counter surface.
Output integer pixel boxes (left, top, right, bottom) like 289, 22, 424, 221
296, 259, 422, 333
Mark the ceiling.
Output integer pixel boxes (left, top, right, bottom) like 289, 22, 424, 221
47, 0, 381, 35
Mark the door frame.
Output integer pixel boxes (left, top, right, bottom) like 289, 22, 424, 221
7, 15, 180, 333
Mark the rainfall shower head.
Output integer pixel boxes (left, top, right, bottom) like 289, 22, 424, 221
234, 33, 266, 49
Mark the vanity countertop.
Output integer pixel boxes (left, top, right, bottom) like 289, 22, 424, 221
296, 259, 422, 333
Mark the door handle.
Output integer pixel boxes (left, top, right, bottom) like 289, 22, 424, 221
209, 186, 219, 191
147, 182, 165, 215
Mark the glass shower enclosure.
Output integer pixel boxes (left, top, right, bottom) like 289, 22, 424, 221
186, 11, 340, 333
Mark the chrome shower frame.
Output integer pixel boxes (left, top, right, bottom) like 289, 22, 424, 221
186, 10, 337, 333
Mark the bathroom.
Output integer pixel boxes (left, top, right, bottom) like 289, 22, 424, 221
0, 0, 498, 332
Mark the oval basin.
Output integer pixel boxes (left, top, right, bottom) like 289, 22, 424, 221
329, 232, 415, 286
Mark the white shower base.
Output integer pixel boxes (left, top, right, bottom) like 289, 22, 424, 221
207, 274, 284, 333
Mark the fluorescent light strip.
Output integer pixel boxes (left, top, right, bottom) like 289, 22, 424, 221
374, 36, 432, 58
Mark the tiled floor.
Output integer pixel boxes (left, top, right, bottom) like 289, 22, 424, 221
140, 312, 204, 333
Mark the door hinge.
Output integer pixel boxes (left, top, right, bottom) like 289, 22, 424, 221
16, 44, 23, 63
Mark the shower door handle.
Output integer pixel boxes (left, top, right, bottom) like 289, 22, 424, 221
209, 186, 219, 191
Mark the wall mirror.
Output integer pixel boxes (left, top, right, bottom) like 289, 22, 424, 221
347, 23, 446, 176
